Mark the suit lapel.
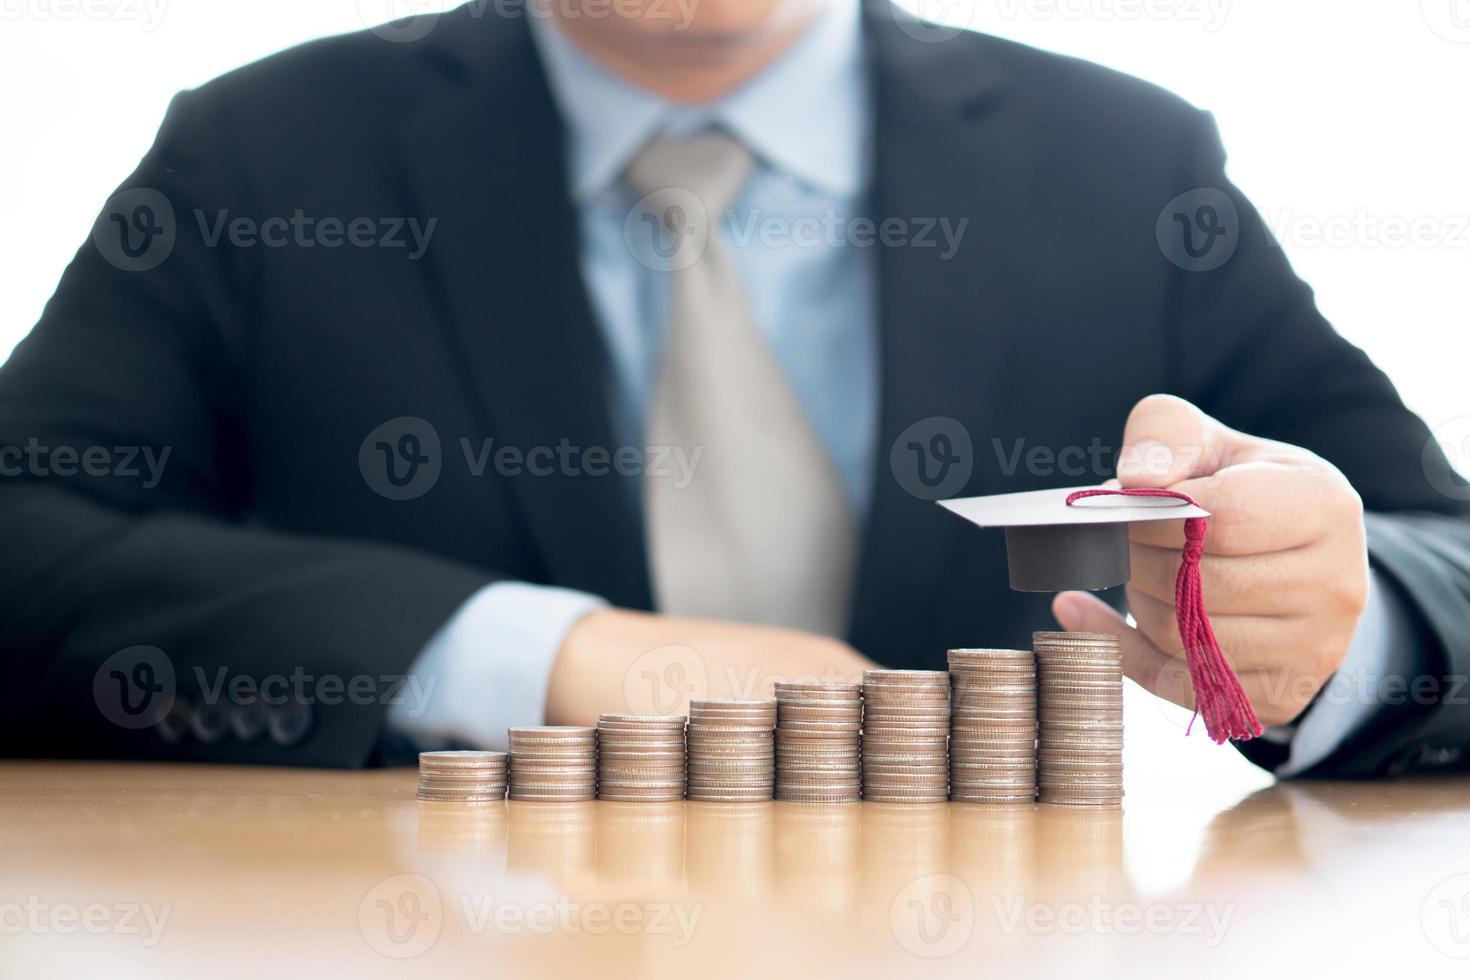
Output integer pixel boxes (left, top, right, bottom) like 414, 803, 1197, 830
848, 2, 1015, 663
396, 6, 652, 608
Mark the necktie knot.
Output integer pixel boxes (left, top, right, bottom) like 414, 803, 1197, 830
625, 131, 754, 215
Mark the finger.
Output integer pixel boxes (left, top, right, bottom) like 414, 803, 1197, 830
1127, 588, 1319, 672
1052, 591, 1195, 708
1117, 394, 1271, 488
1125, 461, 1336, 554
1127, 542, 1319, 615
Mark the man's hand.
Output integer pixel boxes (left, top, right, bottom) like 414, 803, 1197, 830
1053, 394, 1370, 727
546, 608, 875, 726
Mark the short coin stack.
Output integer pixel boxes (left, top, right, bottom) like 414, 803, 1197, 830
1034, 631, 1124, 808
596, 713, 687, 802
686, 699, 777, 802
948, 649, 1038, 803
508, 726, 598, 802
773, 682, 862, 803
861, 670, 951, 803
417, 750, 508, 803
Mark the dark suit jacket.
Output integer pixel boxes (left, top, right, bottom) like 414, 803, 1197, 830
3, 0, 1467, 775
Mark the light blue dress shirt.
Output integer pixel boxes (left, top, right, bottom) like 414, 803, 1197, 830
389, 0, 1404, 775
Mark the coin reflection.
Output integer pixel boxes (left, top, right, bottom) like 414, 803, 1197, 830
774, 802, 861, 915
506, 801, 596, 885
686, 801, 775, 900
595, 801, 686, 893
859, 802, 949, 897
416, 799, 508, 856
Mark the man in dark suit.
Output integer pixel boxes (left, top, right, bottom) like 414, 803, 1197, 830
2, 0, 1466, 777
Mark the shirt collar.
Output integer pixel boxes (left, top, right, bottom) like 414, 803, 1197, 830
529, 0, 868, 203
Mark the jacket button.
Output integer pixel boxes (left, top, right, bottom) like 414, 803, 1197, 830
157, 695, 192, 743
230, 695, 268, 742
268, 701, 313, 747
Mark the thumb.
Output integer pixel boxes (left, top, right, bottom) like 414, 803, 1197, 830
1051, 591, 1197, 711
1117, 394, 1254, 488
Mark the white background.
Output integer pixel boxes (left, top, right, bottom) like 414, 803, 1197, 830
1, 0, 1466, 869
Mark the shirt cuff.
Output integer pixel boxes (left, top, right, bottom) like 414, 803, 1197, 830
386, 582, 608, 750
1266, 569, 1417, 777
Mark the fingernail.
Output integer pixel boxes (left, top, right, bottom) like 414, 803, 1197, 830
1053, 591, 1089, 629
1117, 438, 1174, 482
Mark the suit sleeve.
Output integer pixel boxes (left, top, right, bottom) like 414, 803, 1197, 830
0, 90, 494, 767
1165, 110, 1470, 777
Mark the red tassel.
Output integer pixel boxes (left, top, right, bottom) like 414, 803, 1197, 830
1065, 487, 1263, 743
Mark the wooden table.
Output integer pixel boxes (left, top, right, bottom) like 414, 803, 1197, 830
1, 761, 1468, 977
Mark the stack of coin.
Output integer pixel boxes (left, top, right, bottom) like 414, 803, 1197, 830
416, 750, 508, 803
1034, 631, 1123, 808
948, 648, 1037, 804
861, 670, 950, 803
596, 713, 687, 802
507, 726, 598, 802
686, 699, 777, 802
774, 682, 862, 803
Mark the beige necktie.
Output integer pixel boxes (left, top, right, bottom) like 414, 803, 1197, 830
626, 132, 857, 636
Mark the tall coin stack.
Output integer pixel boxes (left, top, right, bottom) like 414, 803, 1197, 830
508, 726, 598, 802
773, 682, 862, 803
860, 670, 950, 803
686, 699, 777, 802
1034, 631, 1124, 808
947, 648, 1037, 803
417, 750, 508, 803
596, 713, 687, 802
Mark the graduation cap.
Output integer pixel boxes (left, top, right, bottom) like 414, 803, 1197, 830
938, 485, 1262, 744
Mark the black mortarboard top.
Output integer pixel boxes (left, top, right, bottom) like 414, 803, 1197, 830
937, 485, 1210, 593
